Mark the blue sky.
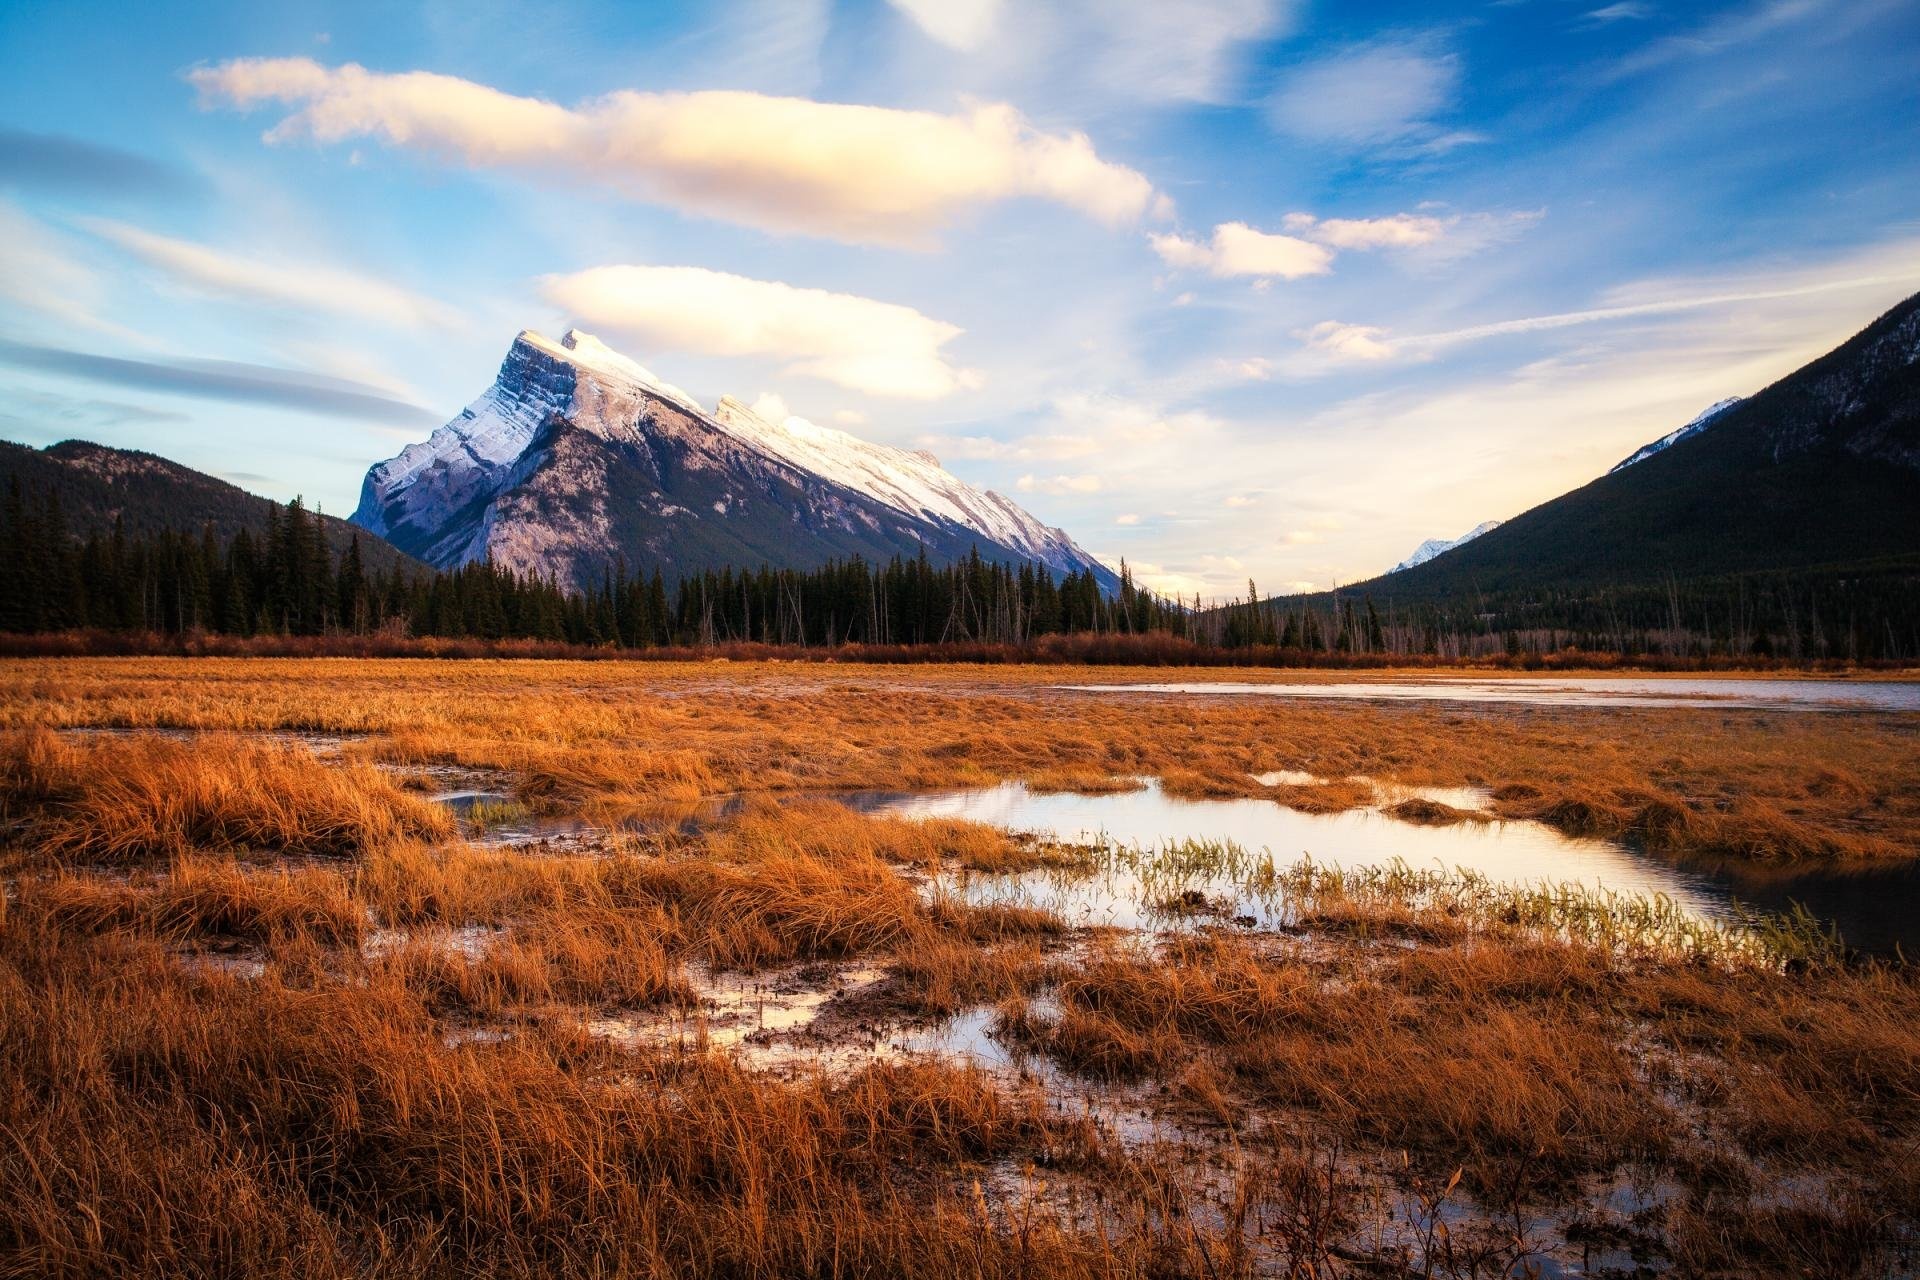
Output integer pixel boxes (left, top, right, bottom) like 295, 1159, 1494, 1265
1, 0, 1916, 595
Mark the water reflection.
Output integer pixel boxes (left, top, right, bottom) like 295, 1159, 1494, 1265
1060, 677, 1920, 712
846, 778, 1731, 927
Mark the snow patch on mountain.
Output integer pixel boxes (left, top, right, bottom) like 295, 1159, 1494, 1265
1608, 397, 1743, 474
709, 395, 1088, 568
352, 328, 1113, 585
1390, 520, 1502, 574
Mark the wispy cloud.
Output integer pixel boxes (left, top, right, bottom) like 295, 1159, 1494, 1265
0, 128, 202, 200
886, 0, 1293, 104
541, 264, 980, 399
1299, 261, 1920, 363
85, 219, 460, 330
0, 201, 130, 339
1266, 35, 1481, 154
1296, 320, 1396, 361
0, 386, 190, 434
0, 340, 441, 425
1581, 2, 1654, 26
189, 58, 1168, 247
886, 0, 1004, 51
1605, 0, 1822, 79
1283, 211, 1448, 249
918, 432, 1099, 461
1016, 472, 1103, 494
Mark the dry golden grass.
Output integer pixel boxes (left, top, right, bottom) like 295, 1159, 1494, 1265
2, 657, 1917, 1276
2, 727, 453, 863
6, 656, 1908, 861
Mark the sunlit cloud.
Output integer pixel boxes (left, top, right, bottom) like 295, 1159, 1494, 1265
885, 0, 1003, 51
190, 58, 1168, 247
1150, 221, 1332, 279
919, 432, 1099, 461
1296, 320, 1396, 361
541, 264, 981, 399
1282, 210, 1448, 249
1016, 472, 1103, 494
85, 219, 460, 330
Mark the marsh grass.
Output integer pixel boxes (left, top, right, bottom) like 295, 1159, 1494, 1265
1, 728, 453, 863
3, 659, 1916, 1276
6, 657, 1913, 863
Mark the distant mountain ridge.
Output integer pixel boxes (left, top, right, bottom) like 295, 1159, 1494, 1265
1390, 520, 1503, 574
1608, 397, 1744, 474
1382, 398, 1743, 578
1339, 288, 1920, 602
352, 329, 1119, 592
0, 438, 425, 574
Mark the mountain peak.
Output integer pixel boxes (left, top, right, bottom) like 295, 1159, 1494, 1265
510, 328, 705, 414
1390, 519, 1503, 574
352, 328, 1118, 592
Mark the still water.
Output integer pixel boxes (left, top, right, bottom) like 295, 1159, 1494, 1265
845, 778, 1920, 954
1059, 676, 1920, 712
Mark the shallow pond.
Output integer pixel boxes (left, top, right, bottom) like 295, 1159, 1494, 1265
845, 778, 1920, 954
1059, 676, 1920, 712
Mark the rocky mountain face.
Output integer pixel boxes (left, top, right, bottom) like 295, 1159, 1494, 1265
352, 330, 1118, 592
1346, 288, 1920, 600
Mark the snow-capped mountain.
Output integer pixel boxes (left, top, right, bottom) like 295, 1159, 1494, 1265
1608, 397, 1743, 474
1389, 520, 1502, 574
351, 329, 1117, 591
708, 397, 1085, 570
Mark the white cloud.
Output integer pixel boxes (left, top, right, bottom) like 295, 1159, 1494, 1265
1115, 512, 1141, 525
1267, 37, 1479, 154
832, 408, 868, 426
1223, 494, 1257, 508
747, 391, 794, 423
886, 0, 1003, 51
1297, 320, 1397, 361
1151, 221, 1333, 279
921, 432, 1100, 461
541, 264, 981, 399
190, 58, 1166, 247
1016, 472, 1103, 494
1283, 210, 1448, 250
85, 219, 459, 330
1281, 529, 1323, 545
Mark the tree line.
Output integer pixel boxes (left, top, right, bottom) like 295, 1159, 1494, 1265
0, 481, 1184, 647
5, 479, 1916, 659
